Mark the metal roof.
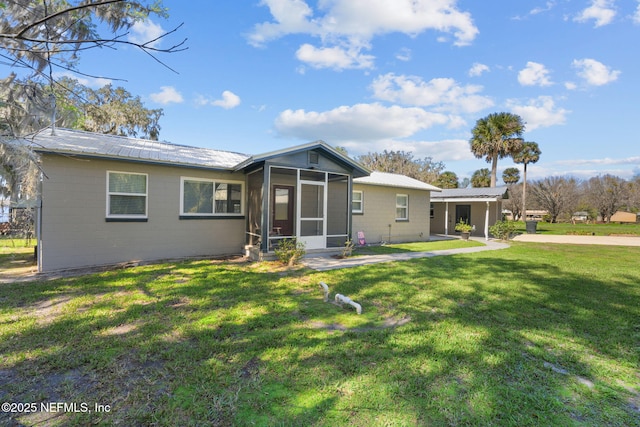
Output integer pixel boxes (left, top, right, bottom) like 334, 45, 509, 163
431, 186, 509, 201
234, 140, 370, 178
26, 128, 250, 170
354, 171, 441, 192
23, 129, 443, 192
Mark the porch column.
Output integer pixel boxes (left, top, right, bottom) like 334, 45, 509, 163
444, 202, 449, 236
260, 165, 271, 252
484, 201, 490, 240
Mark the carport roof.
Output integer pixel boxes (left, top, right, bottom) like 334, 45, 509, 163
431, 186, 509, 202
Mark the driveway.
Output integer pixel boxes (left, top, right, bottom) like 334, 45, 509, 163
512, 234, 640, 246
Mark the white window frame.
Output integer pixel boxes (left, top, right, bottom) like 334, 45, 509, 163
352, 190, 364, 214
106, 171, 148, 219
180, 177, 244, 216
396, 193, 409, 221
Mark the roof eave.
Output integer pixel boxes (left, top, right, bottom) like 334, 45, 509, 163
35, 148, 238, 172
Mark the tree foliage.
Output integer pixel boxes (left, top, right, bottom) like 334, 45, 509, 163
502, 167, 520, 185
435, 171, 459, 189
530, 176, 580, 223
0, 0, 184, 210
583, 175, 629, 223
470, 112, 525, 187
356, 150, 445, 184
56, 77, 163, 139
0, 0, 184, 77
503, 183, 523, 221
1, 75, 162, 139
513, 141, 541, 221
471, 168, 490, 188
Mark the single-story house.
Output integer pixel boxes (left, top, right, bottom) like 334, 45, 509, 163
430, 187, 509, 240
606, 211, 638, 224
352, 172, 441, 244
22, 128, 440, 272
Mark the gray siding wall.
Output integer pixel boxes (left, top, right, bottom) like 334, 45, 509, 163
351, 184, 430, 244
39, 155, 246, 272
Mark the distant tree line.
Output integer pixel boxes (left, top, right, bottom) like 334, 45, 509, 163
504, 175, 640, 223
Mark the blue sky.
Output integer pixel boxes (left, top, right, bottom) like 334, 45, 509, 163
58, 1, 640, 183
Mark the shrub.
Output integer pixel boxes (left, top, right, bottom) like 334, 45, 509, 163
341, 239, 355, 258
489, 220, 518, 240
454, 219, 473, 233
274, 238, 306, 266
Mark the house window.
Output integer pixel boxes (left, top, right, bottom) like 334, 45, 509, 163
396, 194, 408, 220
107, 171, 147, 218
181, 177, 243, 216
352, 190, 363, 213
430, 202, 435, 219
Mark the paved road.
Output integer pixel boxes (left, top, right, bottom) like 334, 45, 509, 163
512, 234, 640, 246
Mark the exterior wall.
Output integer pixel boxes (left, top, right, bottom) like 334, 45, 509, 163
351, 184, 430, 244
431, 201, 503, 237
39, 154, 246, 272
608, 211, 637, 223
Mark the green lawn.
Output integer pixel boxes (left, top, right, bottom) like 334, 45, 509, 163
355, 238, 485, 255
0, 238, 36, 274
1, 243, 639, 426
515, 221, 640, 236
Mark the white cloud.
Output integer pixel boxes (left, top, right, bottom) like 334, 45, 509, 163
195, 91, 241, 109
248, 0, 478, 70
634, 1, 640, 24
295, 44, 374, 70
555, 156, 640, 166
572, 58, 620, 86
518, 61, 553, 87
530, 1, 556, 16
468, 63, 489, 77
246, 0, 317, 47
213, 91, 241, 109
574, 0, 616, 27
128, 20, 165, 47
274, 103, 450, 142
506, 96, 569, 131
395, 47, 412, 62
370, 73, 494, 114
564, 81, 578, 90
149, 86, 183, 105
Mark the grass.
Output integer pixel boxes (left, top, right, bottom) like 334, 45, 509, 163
355, 238, 485, 255
0, 238, 36, 275
515, 221, 640, 236
0, 243, 639, 426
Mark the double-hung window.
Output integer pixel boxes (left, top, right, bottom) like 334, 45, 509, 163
396, 194, 408, 221
352, 190, 363, 214
107, 171, 148, 219
181, 177, 243, 217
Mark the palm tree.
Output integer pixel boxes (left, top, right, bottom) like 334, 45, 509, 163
470, 112, 525, 187
436, 171, 459, 189
512, 141, 541, 222
502, 167, 520, 185
471, 168, 491, 188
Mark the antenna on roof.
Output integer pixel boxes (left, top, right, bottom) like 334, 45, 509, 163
48, 93, 56, 136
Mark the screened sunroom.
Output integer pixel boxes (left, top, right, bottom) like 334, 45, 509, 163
239, 142, 369, 256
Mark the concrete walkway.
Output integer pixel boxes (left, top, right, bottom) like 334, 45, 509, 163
302, 238, 510, 271
512, 233, 640, 246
